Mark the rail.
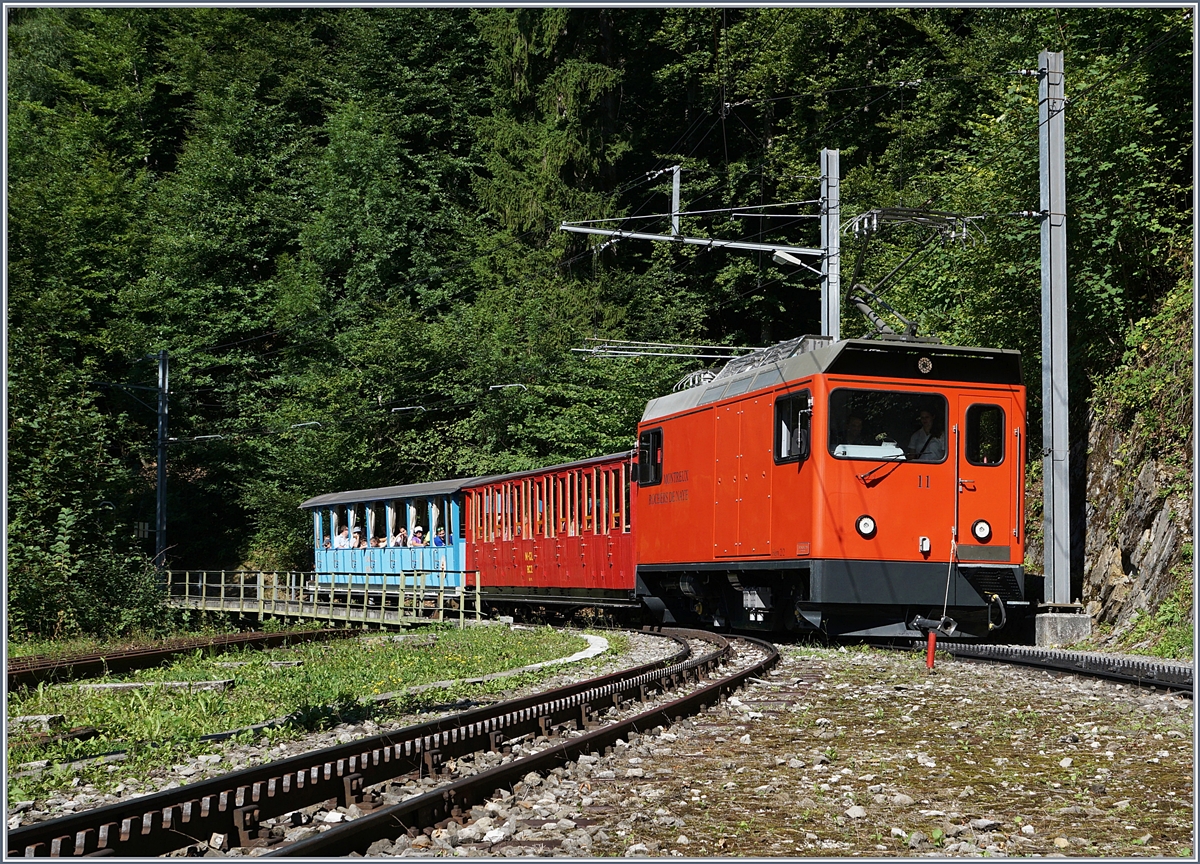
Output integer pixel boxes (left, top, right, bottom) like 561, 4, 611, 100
7, 630, 357, 690
162, 569, 485, 628
275, 632, 778, 857
8, 630, 715, 857
939, 642, 1193, 694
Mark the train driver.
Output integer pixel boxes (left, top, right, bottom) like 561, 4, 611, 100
841, 415, 865, 446
908, 409, 945, 461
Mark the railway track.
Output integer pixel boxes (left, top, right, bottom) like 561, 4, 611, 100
8, 628, 778, 857
935, 642, 1193, 694
7, 629, 358, 690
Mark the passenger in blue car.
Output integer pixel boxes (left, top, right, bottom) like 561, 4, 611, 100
392, 526, 408, 547
333, 526, 351, 549
410, 526, 426, 547
432, 527, 447, 547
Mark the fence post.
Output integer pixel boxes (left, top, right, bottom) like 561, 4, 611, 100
418, 570, 427, 621
184, 570, 190, 607
258, 572, 264, 622
437, 571, 445, 622
475, 571, 481, 622
381, 572, 389, 628
458, 577, 465, 629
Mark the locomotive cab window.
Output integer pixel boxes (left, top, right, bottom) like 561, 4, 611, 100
638, 428, 663, 486
828, 389, 949, 463
775, 390, 812, 463
965, 404, 1006, 465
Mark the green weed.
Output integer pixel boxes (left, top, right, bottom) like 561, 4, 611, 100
8, 625, 586, 803
1120, 574, 1193, 659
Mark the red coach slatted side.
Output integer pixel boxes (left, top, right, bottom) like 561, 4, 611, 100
463, 453, 637, 594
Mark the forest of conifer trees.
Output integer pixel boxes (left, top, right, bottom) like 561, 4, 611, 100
7, 7, 1191, 636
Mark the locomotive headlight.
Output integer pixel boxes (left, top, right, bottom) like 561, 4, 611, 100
971, 519, 992, 541
855, 515, 877, 538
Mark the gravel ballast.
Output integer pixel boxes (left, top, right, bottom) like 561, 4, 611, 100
12, 640, 1193, 858
354, 644, 1193, 858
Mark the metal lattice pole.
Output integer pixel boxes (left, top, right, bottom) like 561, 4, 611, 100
1039, 50, 1071, 606
820, 149, 841, 340
155, 351, 168, 566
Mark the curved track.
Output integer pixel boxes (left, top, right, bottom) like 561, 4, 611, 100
9, 629, 777, 857
934, 641, 1192, 694
7, 630, 357, 690
270, 632, 777, 857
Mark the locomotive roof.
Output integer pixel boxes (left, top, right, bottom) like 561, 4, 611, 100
299, 451, 635, 509
641, 337, 1022, 423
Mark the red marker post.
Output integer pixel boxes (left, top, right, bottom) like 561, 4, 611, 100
926, 630, 937, 671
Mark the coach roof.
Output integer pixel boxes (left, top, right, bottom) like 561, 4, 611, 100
299, 452, 636, 510
300, 477, 483, 510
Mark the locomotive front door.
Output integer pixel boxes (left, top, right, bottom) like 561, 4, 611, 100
955, 396, 1018, 562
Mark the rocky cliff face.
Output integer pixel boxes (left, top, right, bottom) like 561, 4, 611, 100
1076, 281, 1192, 648
1082, 416, 1191, 639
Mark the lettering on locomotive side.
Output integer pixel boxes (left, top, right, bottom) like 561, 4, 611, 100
662, 469, 690, 484
647, 489, 690, 505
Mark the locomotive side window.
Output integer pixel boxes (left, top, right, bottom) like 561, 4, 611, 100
775, 390, 812, 463
828, 389, 949, 462
965, 404, 1006, 465
638, 428, 664, 486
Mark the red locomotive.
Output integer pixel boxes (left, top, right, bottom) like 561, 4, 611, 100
629, 336, 1028, 636
309, 336, 1031, 638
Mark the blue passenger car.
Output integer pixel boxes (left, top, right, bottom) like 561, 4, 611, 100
300, 477, 479, 591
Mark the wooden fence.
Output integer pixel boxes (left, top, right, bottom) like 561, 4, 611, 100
161, 569, 484, 629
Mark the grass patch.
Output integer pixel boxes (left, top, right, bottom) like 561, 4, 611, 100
1117, 574, 1193, 659
8, 624, 588, 803
5, 617, 262, 661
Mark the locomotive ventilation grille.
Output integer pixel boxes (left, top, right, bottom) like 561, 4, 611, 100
960, 566, 1023, 602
